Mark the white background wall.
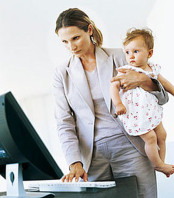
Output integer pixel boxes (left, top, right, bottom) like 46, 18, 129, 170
0, 0, 174, 197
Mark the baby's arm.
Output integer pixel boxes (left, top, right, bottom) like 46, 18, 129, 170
110, 74, 127, 115
158, 74, 174, 96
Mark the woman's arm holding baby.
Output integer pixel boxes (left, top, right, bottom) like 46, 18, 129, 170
111, 67, 169, 105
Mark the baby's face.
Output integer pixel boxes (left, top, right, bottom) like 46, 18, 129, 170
124, 36, 150, 69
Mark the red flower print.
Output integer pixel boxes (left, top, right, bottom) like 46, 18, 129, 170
128, 100, 132, 104
129, 129, 132, 133
134, 116, 138, 120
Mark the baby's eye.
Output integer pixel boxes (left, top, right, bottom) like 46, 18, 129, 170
73, 36, 79, 40
134, 50, 139, 53
125, 51, 130, 54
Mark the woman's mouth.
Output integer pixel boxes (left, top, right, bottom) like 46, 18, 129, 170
72, 50, 81, 54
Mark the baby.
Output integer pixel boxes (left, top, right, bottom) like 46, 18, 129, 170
110, 28, 174, 177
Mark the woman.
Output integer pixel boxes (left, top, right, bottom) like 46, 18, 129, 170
53, 8, 168, 198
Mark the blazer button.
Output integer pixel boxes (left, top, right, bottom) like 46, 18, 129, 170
113, 114, 118, 118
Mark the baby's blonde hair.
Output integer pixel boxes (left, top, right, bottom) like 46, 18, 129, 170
123, 28, 154, 50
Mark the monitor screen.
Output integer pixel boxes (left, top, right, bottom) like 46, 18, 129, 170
0, 92, 63, 197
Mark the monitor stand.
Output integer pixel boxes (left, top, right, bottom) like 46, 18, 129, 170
1, 163, 54, 198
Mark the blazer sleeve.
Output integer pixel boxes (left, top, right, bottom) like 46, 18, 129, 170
150, 78, 169, 105
53, 66, 82, 167
112, 48, 169, 105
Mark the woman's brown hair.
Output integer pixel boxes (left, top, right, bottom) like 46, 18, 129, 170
55, 8, 103, 47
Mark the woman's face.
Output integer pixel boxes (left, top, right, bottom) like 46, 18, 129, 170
58, 25, 93, 58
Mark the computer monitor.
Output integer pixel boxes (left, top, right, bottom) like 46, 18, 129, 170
0, 92, 63, 197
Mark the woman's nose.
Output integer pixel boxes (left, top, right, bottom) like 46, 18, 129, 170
68, 42, 76, 51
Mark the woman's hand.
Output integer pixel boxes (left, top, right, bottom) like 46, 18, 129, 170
62, 162, 88, 182
111, 68, 158, 91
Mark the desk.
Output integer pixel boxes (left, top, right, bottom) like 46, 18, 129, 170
0, 176, 138, 198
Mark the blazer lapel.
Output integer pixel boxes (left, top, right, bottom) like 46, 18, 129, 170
96, 47, 113, 113
66, 56, 95, 115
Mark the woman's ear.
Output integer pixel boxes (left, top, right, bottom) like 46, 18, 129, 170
148, 49, 153, 58
88, 24, 93, 36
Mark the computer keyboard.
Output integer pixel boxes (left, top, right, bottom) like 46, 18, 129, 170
27, 180, 116, 192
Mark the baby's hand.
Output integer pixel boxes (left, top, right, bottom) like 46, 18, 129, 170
116, 103, 127, 115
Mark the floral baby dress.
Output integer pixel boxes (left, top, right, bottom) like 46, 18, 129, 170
119, 63, 163, 136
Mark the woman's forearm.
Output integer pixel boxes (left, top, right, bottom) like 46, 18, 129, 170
111, 68, 168, 105
140, 73, 169, 105
111, 68, 159, 91
139, 73, 159, 92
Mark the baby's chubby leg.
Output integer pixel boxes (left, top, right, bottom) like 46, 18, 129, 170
140, 130, 174, 177
154, 122, 167, 162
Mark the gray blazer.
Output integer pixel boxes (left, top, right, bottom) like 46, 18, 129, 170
53, 47, 168, 172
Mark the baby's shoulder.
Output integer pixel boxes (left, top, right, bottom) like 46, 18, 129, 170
148, 62, 161, 75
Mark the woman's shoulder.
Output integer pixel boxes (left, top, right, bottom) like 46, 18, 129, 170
102, 47, 125, 56
102, 47, 127, 66
54, 57, 71, 73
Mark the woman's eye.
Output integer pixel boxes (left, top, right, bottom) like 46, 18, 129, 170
62, 40, 67, 44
